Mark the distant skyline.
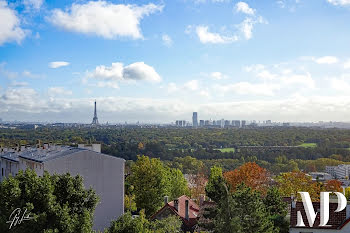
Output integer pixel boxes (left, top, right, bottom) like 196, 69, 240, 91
2, 0, 350, 123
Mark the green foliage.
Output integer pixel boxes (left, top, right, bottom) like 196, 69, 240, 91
263, 187, 289, 233
129, 155, 189, 217
150, 215, 182, 233
0, 169, 98, 233
129, 156, 169, 217
107, 211, 181, 233
166, 168, 190, 200
205, 166, 228, 203
214, 184, 275, 233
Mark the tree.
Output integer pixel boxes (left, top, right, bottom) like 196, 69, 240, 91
205, 166, 228, 203
214, 184, 275, 233
167, 168, 190, 200
108, 211, 182, 233
276, 171, 321, 201
150, 215, 182, 233
263, 187, 289, 233
108, 210, 151, 233
324, 179, 342, 192
129, 156, 169, 217
0, 169, 98, 233
224, 162, 269, 193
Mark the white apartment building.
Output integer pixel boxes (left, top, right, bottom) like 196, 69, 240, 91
0, 144, 125, 231
325, 164, 350, 179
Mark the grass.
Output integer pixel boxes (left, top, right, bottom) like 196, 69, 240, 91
298, 143, 317, 148
215, 148, 235, 153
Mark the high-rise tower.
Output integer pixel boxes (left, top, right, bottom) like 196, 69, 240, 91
91, 100, 99, 125
192, 112, 198, 128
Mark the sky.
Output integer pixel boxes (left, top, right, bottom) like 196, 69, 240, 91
1, 0, 350, 123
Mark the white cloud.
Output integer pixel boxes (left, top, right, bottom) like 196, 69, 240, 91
184, 80, 200, 91
330, 77, 350, 92
314, 56, 339, 64
167, 82, 178, 93
49, 1, 163, 39
215, 82, 280, 96
49, 61, 70, 68
11, 81, 28, 87
327, 0, 350, 6
195, 26, 238, 44
238, 16, 266, 40
87, 62, 161, 88
162, 34, 173, 47
236, 2, 255, 15
123, 62, 161, 82
210, 72, 227, 80
23, 0, 44, 10
344, 60, 350, 69
0, 1, 28, 45
48, 87, 73, 96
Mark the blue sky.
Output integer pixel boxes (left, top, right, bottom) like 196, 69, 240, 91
1, 0, 350, 123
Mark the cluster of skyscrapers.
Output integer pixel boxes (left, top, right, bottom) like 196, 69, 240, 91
175, 112, 247, 128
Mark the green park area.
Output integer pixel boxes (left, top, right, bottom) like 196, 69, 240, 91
298, 143, 317, 148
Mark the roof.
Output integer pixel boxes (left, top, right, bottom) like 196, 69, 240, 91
1, 146, 125, 163
290, 201, 348, 230
151, 195, 199, 230
1, 152, 20, 162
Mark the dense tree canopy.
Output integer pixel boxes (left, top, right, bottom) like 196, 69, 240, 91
0, 169, 98, 233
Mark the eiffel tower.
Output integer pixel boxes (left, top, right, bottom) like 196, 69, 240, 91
91, 100, 99, 125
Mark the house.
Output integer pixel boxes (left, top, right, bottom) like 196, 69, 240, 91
151, 195, 200, 232
289, 200, 350, 232
0, 143, 125, 231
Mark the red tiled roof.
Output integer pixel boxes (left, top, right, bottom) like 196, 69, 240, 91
290, 201, 347, 229
151, 195, 199, 229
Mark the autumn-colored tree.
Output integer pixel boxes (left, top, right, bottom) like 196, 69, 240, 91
276, 171, 321, 201
223, 162, 269, 193
138, 142, 145, 150
324, 179, 342, 192
188, 172, 208, 204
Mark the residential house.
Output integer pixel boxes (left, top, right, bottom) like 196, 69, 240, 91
151, 195, 200, 232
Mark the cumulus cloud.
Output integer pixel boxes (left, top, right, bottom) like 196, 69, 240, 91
344, 59, 350, 69
314, 56, 339, 64
162, 34, 173, 47
49, 1, 163, 39
49, 61, 70, 68
195, 26, 238, 44
327, 0, 350, 6
0, 1, 28, 45
210, 72, 227, 80
184, 80, 200, 91
48, 87, 73, 96
236, 2, 255, 15
86, 62, 161, 88
23, 0, 44, 10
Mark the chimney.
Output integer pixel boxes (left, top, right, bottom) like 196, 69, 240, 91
164, 196, 169, 206
199, 194, 205, 206
185, 200, 189, 221
174, 199, 179, 212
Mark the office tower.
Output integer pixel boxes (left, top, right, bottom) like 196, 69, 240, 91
242, 120, 246, 128
220, 119, 225, 128
192, 112, 198, 128
199, 120, 204, 127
